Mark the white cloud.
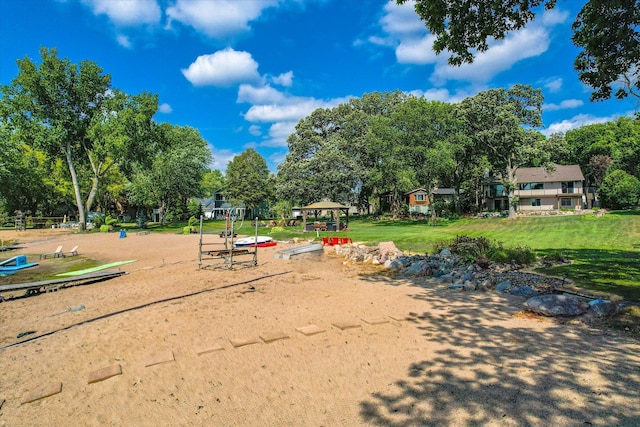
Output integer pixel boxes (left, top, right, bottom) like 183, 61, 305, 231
271, 71, 294, 87
83, 0, 161, 26
544, 77, 563, 93
237, 84, 287, 104
182, 48, 260, 86
248, 124, 262, 136
541, 8, 569, 26
408, 88, 472, 103
379, 0, 425, 36
116, 34, 131, 49
542, 113, 622, 136
431, 27, 549, 84
372, 3, 567, 85
396, 35, 438, 64
158, 103, 173, 114
543, 99, 584, 112
261, 121, 298, 147
166, 0, 278, 38
209, 146, 240, 172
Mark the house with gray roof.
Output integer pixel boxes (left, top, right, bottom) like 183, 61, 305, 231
484, 164, 586, 212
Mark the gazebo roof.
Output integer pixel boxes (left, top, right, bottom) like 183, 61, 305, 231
301, 201, 349, 210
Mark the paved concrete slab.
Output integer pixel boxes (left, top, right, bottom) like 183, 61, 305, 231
144, 349, 175, 367
196, 343, 225, 355
361, 316, 389, 325
229, 337, 260, 348
332, 320, 362, 330
295, 325, 326, 336
259, 330, 290, 343
88, 364, 122, 384
21, 382, 62, 404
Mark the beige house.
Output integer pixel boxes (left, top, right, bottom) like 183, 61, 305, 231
484, 164, 586, 212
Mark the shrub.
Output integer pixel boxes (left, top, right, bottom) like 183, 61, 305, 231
434, 234, 537, 265
188, 216, 199, 227
92, 215, 105, 228
182, 225, 192, 235
105, 215, 118, 227
599, 170, 640, 209
99, 224, 110, 233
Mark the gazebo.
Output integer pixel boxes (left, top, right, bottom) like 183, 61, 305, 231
300, 201, 350, 232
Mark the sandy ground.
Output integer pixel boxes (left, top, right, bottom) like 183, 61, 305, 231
0, 228, 639, 427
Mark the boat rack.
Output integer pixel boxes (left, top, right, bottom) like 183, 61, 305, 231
198, 215, 259, 270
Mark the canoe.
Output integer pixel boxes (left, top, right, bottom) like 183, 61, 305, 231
234, 236, 273, 247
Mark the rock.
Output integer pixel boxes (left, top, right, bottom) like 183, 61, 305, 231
508, 286, 538, 298
496, 280, 512, 292
524, 294, 587, 317
460, 272, 474, 282
439, 248, 452, 257
386, 258, 405, 271
378, 241, 403, 263
589, 300, 617, 317
404, 260, 432, 276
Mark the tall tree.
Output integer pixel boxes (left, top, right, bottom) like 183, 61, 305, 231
85, 90, 158, 215
399, 0, 640, 101
459, 84, 545, 218
224, 148, 274, 218
0, 47, 111, 230
127, 124, 211, 224
200, 169, 225, 197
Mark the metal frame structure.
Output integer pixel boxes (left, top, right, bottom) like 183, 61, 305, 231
198, 213, 259, 270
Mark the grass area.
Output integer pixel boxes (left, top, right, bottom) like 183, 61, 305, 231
267, 211, 640, 302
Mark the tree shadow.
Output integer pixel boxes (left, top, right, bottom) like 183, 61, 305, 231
535, 248, 640, 302
358, 278, 640, 426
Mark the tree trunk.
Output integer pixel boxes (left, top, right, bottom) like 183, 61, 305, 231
506, 158, 517, 219
65, 142, 86, 231
85, 176, 99, 217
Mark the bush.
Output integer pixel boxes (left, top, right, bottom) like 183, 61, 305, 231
182, 225, 193, 235
105, 215, 118, 227
188, 216, 199, 227
434, 234, 537, 265
99, 224, 110, 233
599, 170, 640, 209
92, 215, 105, 228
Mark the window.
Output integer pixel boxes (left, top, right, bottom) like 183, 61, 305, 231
518, 182, 544, 190
531, 198, 541, 206
415, 193, 426, 202
561, 198, 572, 207
562, 182, 575, 194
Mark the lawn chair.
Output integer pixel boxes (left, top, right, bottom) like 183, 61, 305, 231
41, 245, 63, 259
63, 245, 79, 257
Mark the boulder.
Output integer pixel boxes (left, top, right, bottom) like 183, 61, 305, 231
524, 294, 587, 317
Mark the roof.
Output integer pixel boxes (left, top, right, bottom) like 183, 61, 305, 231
405, 188, 460, 195
302, 201, 350, 210
516, 164, 584, 183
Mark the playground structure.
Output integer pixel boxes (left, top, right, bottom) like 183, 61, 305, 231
198, 212, 259, 270
0, 255, 38, 273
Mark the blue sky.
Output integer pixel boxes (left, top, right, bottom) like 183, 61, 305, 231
1, 0, 637, 173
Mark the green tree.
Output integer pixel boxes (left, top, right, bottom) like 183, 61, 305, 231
200, 169, 225, 197
127, 124, 212, 224
0, 47, 111, 230
399, 0, 640, 101
599, 169, 640, 209
458, 84, 545, 218
85, 90, 158, 214
225, 148, 274, 219
0, 124, 59, 215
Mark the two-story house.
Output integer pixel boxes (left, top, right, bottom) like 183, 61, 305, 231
484, 164, 586, 212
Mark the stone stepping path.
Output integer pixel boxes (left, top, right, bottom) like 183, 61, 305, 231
19, 313, 415, 405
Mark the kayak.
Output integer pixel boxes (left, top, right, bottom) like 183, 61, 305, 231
234, 236, 273, 247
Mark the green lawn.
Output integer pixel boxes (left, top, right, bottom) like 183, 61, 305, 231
269, 211, 640, 302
